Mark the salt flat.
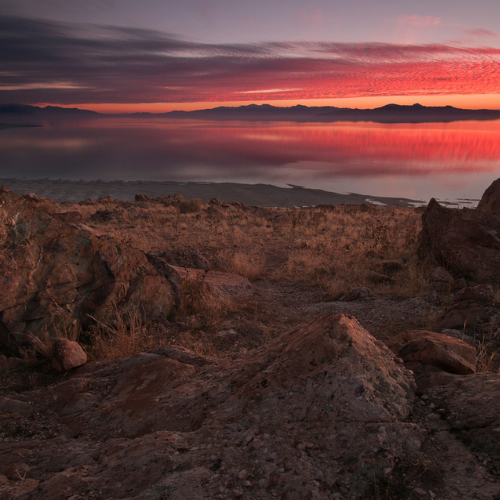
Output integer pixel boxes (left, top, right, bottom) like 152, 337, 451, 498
0, 178, 422, 207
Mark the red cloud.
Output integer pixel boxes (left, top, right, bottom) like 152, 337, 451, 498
1, 15, 500, 105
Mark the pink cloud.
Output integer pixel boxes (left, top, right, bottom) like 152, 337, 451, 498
2, 15, 500, 105
465, 28, 498, 38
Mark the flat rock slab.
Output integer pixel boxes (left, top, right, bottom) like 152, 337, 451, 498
423, 373, 500, 471
388, 329, 476, 375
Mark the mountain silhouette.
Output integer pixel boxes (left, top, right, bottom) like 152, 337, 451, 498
2, 102, 500, 124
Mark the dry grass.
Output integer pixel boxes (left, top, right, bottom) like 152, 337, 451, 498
275, 205, 426, 297
84, 313, 222, 360
4, 195, 500, 375
70, 200, 425, 289
38, 197, 472, 363
84, 311, 170, 359
476, 326, 500, 373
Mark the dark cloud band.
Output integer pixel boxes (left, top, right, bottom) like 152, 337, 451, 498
1, 14, 499, 104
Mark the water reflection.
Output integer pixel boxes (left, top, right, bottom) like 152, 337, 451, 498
1, 117, 499, 201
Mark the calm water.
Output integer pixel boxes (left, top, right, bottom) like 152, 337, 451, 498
1, 117, 500, 203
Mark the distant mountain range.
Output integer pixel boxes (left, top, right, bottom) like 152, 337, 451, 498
2, 102, 500, 124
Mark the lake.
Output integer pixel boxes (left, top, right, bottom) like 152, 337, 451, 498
1, 117, 500, 204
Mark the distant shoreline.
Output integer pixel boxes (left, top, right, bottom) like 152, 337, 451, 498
0, 178, 427, 208
2, 102, 500, 125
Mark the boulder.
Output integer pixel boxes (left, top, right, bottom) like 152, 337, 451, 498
51, 338, 88, 372
441, 284, 498, 329
0, 185, 175, 353
388, 329, 476, 375
418, 198, 500, 284
477, 177, 500, 216
147, 254, 253, 300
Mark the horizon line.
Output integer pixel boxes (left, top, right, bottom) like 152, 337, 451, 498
5, 99, 500, 115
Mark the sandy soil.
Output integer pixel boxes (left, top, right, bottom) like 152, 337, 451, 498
0, 178, 424, 207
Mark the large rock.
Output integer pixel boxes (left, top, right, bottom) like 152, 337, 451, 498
388, 329, 476, 375
418, 198, 500, 284
0, 314, 424, 499
477, 177, 500, 216
0, 186, 174, 353
441, 284, 498, 329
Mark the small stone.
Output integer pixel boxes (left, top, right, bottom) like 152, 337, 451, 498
237, 470, 249, 480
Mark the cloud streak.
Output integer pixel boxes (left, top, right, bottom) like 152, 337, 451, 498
1, 15, 499, 106
464, 28, 498, 38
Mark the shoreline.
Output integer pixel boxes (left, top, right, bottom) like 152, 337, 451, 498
0, 178, 426, 208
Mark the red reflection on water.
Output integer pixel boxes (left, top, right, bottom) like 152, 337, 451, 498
6, 118, 500, 184
93, 118, 500, 177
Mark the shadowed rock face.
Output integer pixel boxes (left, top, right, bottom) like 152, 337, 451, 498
0, 314, 425, 499
0, 186, 174, 353
478, 177, 500, 216
418, 198, 500, 284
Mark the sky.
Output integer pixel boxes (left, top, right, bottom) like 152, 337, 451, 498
1, 0, 500, 112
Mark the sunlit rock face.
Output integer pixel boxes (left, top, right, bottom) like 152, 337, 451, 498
0, 185, 174, 353
388, 329, 477, 375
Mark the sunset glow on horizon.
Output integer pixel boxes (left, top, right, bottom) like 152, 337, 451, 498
53, 94, 500, 115
1, 1, 500, 113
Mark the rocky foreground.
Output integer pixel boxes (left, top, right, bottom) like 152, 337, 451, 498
1, 181, 500, 499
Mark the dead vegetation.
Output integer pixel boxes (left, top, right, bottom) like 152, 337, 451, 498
67, 198, 427, 296
34, 197, 435, 361
1, 195, 495, 373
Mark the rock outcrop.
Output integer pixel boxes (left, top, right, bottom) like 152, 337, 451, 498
418, 198, 500, 284
0, 314, 425, 499
477, 177, 500, 216
0, 186, 174, 353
